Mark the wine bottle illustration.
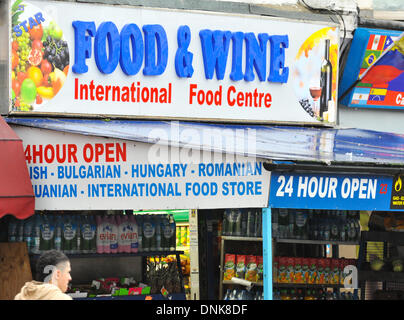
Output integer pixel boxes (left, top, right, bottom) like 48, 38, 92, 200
320, 39, 332, 121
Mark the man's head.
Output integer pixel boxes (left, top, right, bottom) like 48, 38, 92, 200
36, 250, 72, 293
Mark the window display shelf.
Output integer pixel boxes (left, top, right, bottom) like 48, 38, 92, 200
273, 283, 344, 288
72, 293, 187, 300
361, 231, 404, 244
30, 250, 185, 259
223, 280, 263, 286
274, 238, 359, 246
222, 236, 263, 242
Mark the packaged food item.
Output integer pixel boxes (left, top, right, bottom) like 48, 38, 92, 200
236, 255, 246, 279
294, 257, 303, 283
286, 257, 295, 283
340, 259, 347, 285
317, 259, 326, 284
330, 258, 340, 284
257, 256, 263, 282
308, 258, 318, 284
273, 256, 279, 283
224, 254, 236, 280
302, 258, 310, 284
278, 257, 287, 283
324, 258, 331, 284
245, 255, 258, 282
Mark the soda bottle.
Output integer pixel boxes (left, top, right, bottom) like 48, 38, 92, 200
8, 216, 17, 242
161, 215, 170, 251
278, 209, 288, 239
80, 215, 92, 254
222, 211, 229, 236
54, 215, 62, 252
72, 215, 79, 254
330, 212, 339, 241
227, 209, 235, 236
40, 214, 54, 252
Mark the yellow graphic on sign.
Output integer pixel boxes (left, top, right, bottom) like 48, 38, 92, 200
395, 176, 402, 192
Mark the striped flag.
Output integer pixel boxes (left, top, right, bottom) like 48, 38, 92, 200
361, 32, 404, 86
367, 34, 386, 51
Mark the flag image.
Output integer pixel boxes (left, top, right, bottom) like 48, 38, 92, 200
360, 33, 404, 86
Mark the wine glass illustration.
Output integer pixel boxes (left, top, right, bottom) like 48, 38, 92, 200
309, 79, 322, 118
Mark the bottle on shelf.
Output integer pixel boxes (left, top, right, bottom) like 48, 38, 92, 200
319, 39, 333, 120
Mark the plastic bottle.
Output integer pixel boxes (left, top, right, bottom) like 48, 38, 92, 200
116, 214, 124, 253
40, 214, 54, 252
246, 209, 256, 237
255, 209, 262, 237
8, 216, 17, 242
155, 215, 162, 251
136, 215, 143, 253
233, 210, 242, 237
23, 216, 34, 253
272, 209, 279, 238
32, 215, 41, 254
128, 213, 139, 253
169, 214, 176, 251
54, 215, 62, 252
89, 215, 97, 253
96, 215, 105, 254
80, 214, 92, 254
109, 215, 118, 254
17, 218, 24, 242
241, 209, 248, 237
288, 211, 294, 239
160, 215, 169, 251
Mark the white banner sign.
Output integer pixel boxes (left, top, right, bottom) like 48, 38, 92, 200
10, 0, 338, 124
12, 125, 271, 210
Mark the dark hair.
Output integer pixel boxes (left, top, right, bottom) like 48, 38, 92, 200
35, 250, 70, 282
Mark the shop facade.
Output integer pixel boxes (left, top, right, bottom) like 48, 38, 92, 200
3, 0, 404, 301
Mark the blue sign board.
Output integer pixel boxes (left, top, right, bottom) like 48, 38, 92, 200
269, 171, 398, 211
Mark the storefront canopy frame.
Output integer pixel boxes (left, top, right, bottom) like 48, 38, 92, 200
6, 117, 404, 168
0, 116, 35, 220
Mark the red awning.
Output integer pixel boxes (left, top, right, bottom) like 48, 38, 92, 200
0, 116, 34, 220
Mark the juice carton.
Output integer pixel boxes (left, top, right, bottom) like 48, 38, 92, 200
308, 258, 318, 284
236, 255, 246, 279
273, 256, 279, 283
257, 256, 263, 282
316, 259, 326, 284
286, 257, 295, 283
224, 254, 236, 280
245, 255, 258, 282
324, 258, 331, 284
330, 258, 340, 284
302, 258, 310, 284
278, 257, 287, 283
294, 257, 303, 283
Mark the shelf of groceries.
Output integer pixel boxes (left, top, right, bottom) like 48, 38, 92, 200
272, 208, 361, 245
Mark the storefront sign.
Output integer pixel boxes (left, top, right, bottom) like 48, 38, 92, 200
269, 171, 398, 211
340, 28, 404, 110
12, 125, 270, 210
9, 0, 338, 125
391, 174, 404, 209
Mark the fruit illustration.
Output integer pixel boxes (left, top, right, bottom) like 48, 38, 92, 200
11, 1, 69, 111
370, 258, 384, 271
20, 78, 37, 104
